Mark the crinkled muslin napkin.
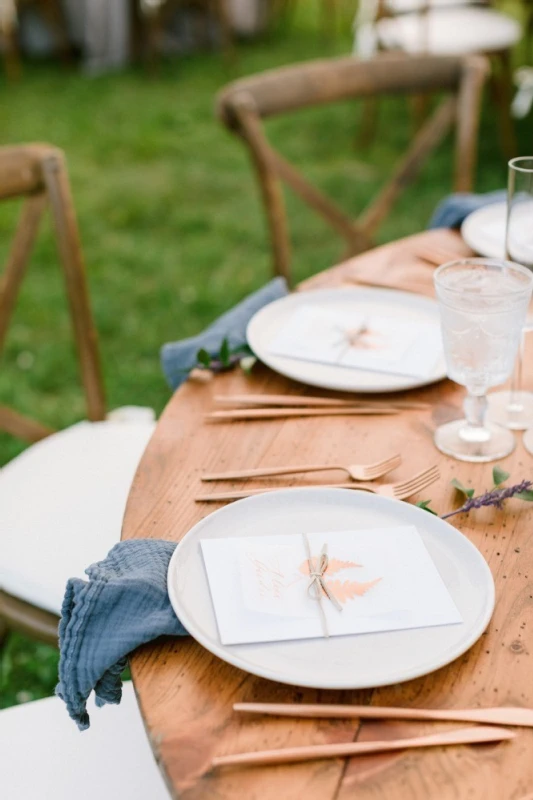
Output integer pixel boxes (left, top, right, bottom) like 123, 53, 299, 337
56, 540, 186, 730
428, 190, 506, 230
160, 277, 289, 390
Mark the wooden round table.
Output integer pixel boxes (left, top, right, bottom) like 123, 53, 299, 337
123, 229, 533, 799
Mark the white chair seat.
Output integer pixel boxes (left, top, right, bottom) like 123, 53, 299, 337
0, 682, 170, 799
0, 419, 155, 616
375, 7, 521, 55
385, 0, 476, 12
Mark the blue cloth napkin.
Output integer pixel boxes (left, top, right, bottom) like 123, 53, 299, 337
56, 539, 186, 730
428, 190, 506, 230
58, 279, 291, 729
160, 276, 289, 390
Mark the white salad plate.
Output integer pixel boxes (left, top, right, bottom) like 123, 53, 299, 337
462, 200, 532, 262
167, 488, 494, 690
460, 200, 533, 262
246, 286, 446, 394
461, 201, 506, 258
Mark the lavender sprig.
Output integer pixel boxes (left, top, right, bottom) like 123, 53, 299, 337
441, 480, 533, 520
204, 352, 244, 372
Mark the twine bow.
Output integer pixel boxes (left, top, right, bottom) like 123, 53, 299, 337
303, 533, 342, 637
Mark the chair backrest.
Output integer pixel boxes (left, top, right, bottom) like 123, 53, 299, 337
0, 144, 105, 443
217, 53, 488, 284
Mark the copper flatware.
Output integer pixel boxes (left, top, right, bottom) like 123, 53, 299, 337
234, 702, 533, 728
343, 273, 432, 295
205, 407, 399, 422
195, 464, 439, 502
202, 453, 401, 482
212, 725, 514, 768
214, 394, 430, 411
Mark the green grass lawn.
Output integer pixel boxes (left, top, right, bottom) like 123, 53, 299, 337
0, 4, 530, 709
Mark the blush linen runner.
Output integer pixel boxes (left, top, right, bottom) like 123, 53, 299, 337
56, 540, 186, 730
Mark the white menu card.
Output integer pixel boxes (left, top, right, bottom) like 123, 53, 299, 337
201, 526, 462, 646
267, 305, 443, 379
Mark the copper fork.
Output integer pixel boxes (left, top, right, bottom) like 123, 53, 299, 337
195, 465, 440, 503
202, 453, 401, 483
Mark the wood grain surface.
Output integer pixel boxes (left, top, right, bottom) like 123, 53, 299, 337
123, 229, 533, 799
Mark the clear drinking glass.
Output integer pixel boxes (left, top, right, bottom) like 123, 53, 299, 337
487, 157, 533, 432
434, 258, 533, 462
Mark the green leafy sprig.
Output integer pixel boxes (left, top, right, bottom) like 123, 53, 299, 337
417, 466, 533, 519
194, 338, 257, 376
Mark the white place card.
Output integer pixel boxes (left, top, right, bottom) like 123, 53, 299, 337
200, 527, 462, 646
267, 305, 443, 379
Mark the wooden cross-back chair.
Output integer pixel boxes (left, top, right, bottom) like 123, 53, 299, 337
131, 0, 234, 68
355, 0, 521, 157
0, 1, 71, 79
217, 53, 488, 284
0, 145, 157, 650
0, 144, 106, 444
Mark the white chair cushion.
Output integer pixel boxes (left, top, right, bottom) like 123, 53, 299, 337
0, 420, 155, 616
376, 7, 522, 55
385, 0, 478, 13
0, 682, 170, 799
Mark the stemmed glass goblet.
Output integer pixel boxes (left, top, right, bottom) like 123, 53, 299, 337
487, 157, 533, 433
434, 258, 533, 462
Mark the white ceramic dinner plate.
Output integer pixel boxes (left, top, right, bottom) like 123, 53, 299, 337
167, 488, 494, 690
461, 201, 506, 259
246, 287, 446, 394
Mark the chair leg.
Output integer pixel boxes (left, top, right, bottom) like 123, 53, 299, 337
2, 20, 22, 80
40, 153, 106, 422
528, 10, 533, 65
0, 0, 22, 80
212, 0, 235, 64
248, 148, 292, 284
491, 50, 517, 161
0, 193, 47, 354
0, 590, 59, 646
0, 404, 54, 442
191, 3, 210, 51
262, 172, 292, 285
38, 0, 73, 62
0, 615, 10, 651
410, 93, 430, 134
146, 11, 163, 73
129, 0, 143, 62
132, 1, 165, 72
